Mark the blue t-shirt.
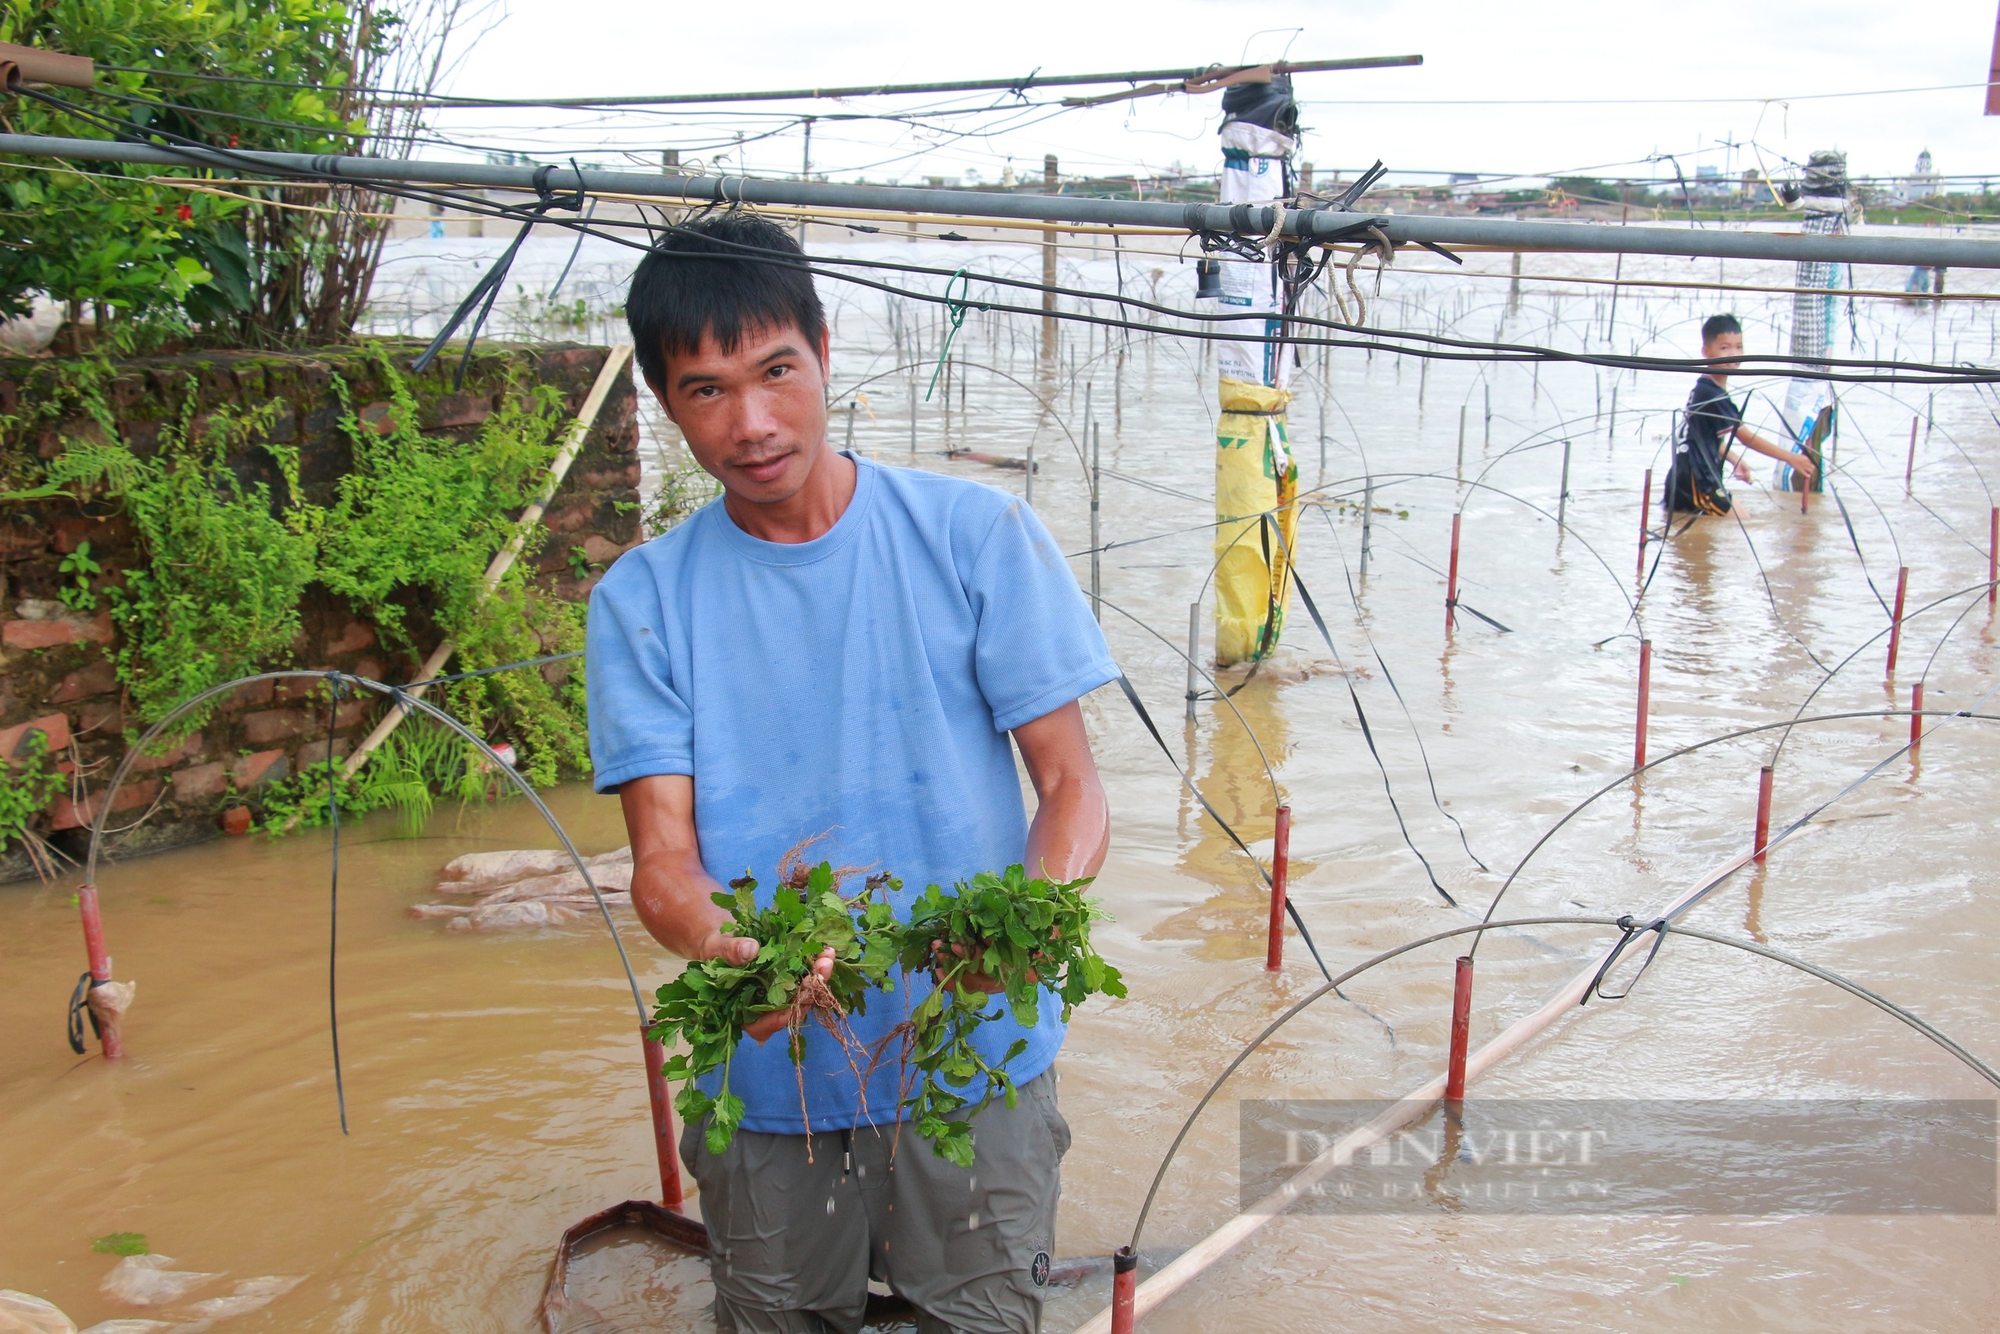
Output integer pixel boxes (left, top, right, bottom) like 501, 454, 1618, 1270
587, 453, 1118, 1134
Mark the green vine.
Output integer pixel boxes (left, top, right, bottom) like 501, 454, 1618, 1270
0, 732, 65, 852
5, 346, 594, 815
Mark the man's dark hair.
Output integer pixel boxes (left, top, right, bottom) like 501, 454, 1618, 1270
1701, 313, 1742, 343
625, 210, 826, 390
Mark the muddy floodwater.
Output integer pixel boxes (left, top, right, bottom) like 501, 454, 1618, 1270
5, 233, 1999, 1331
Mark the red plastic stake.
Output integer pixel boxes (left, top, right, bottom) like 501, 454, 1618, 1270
76, 883, 120, 1059
1445, 955, 1474, 1105
1989, 507, 1997, 608
1445, 512, 1462, 633
1634, 639, 1652, 771
1753, 765, 1773, 862
1266, 805, 1290, 972
1886, 567, 1909, 679
1110, 1247, 1139, 1334
1910, 683, 1924, 761
642, 1032, 685, 1211
1906, 416, 1919, 492
1637, 468, 1652, 589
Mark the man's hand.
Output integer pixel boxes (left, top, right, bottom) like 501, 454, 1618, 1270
619, 773, 832, 1044
743, 946, 834, 1043
935, 938, 1035, 996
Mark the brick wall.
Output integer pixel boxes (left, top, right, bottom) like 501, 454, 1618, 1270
0, 341, 640, 881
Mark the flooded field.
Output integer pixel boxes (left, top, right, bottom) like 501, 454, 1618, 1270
4, 230, 1998, 1331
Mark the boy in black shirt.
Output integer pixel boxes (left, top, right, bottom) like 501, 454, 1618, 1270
1666, 314, 1816, 514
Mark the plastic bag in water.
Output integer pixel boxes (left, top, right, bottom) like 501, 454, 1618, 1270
175, 1276, 304, 1322
0, 1289, 76, 1334
97, 1256, 220, 1307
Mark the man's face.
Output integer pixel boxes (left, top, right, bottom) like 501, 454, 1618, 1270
1703, 331, 1744, 373
652, 322, 831, 505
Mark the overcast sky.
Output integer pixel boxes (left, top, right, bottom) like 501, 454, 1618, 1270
432, 0, 2000, 188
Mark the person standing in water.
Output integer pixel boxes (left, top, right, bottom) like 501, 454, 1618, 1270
1665, 313, 1817, 514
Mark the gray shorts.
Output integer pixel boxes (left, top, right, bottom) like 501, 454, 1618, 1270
680, 1066, 1070, 1334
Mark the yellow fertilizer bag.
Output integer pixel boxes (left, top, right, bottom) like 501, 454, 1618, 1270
1213, 377, 1299, 665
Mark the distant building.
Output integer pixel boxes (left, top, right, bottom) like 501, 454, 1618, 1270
1448, 173, 1481, 202
1740, 170, 1775, 204
1896, 150, 1940, 204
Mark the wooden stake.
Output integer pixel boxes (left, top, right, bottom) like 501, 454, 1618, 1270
1753, 765, 1773, 862
1634, 639, 1652, 770
1910, 683, 1924, 761
1445, 512, 1462, 633
1445, 955, 1473, 1104
1266, 805, 1291, 972
1886, 566, 1909, 679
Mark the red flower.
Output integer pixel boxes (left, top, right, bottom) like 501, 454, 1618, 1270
177, 203, 192, 222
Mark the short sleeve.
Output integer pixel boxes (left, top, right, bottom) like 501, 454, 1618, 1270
965, 498, 1120, 733
585, 560, 694, 792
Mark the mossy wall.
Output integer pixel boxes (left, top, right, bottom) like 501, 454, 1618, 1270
0, 341, 639, 880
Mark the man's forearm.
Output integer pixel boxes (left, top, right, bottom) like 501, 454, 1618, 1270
1024, 770, 1109, 882
630, 848, 732, 960
619, 773, 747, 964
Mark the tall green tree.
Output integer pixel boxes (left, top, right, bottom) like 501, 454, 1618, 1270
0, 0, 447, 347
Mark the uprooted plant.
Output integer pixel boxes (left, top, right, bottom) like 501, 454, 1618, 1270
891, 865, 1124, 1166
647, 851, 1124, 1168
645, 841, 900, 1156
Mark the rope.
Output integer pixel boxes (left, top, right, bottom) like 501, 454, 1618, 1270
924, 269, 976, 401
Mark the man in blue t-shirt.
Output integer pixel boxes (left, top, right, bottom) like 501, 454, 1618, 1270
587, 211, 1118, 1333
1665, 313, 1817, 514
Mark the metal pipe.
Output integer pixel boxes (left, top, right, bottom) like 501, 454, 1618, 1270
1090, 420, 1102, 621
1444, 955, 1473, 1104
1445, 511, 1461, 632
1635, 639, 1653, 770
1042, 155, 1060, 360
1910, 683, 1924, 761
1887, 566, 1909, 678
380, 54, 1426, 110
1455, 404, 1466, 482
1753, 765, 1774, 862
1557, 436, 1571, 530
1265, 805, 1290, 972
76, 882, 120, 1059
1359, 476, 1374, 577
642, 1033, 685, 1210
1636, 468, 1652, 590
1184, 602, 1201, 722
5, 135, 2000, 268
1906, 416, 1918, 492
1109, 1246, 1139, 1334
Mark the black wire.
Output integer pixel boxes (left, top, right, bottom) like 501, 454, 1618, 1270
326, 673, 348, 1136
1111, 673, 1333, 984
